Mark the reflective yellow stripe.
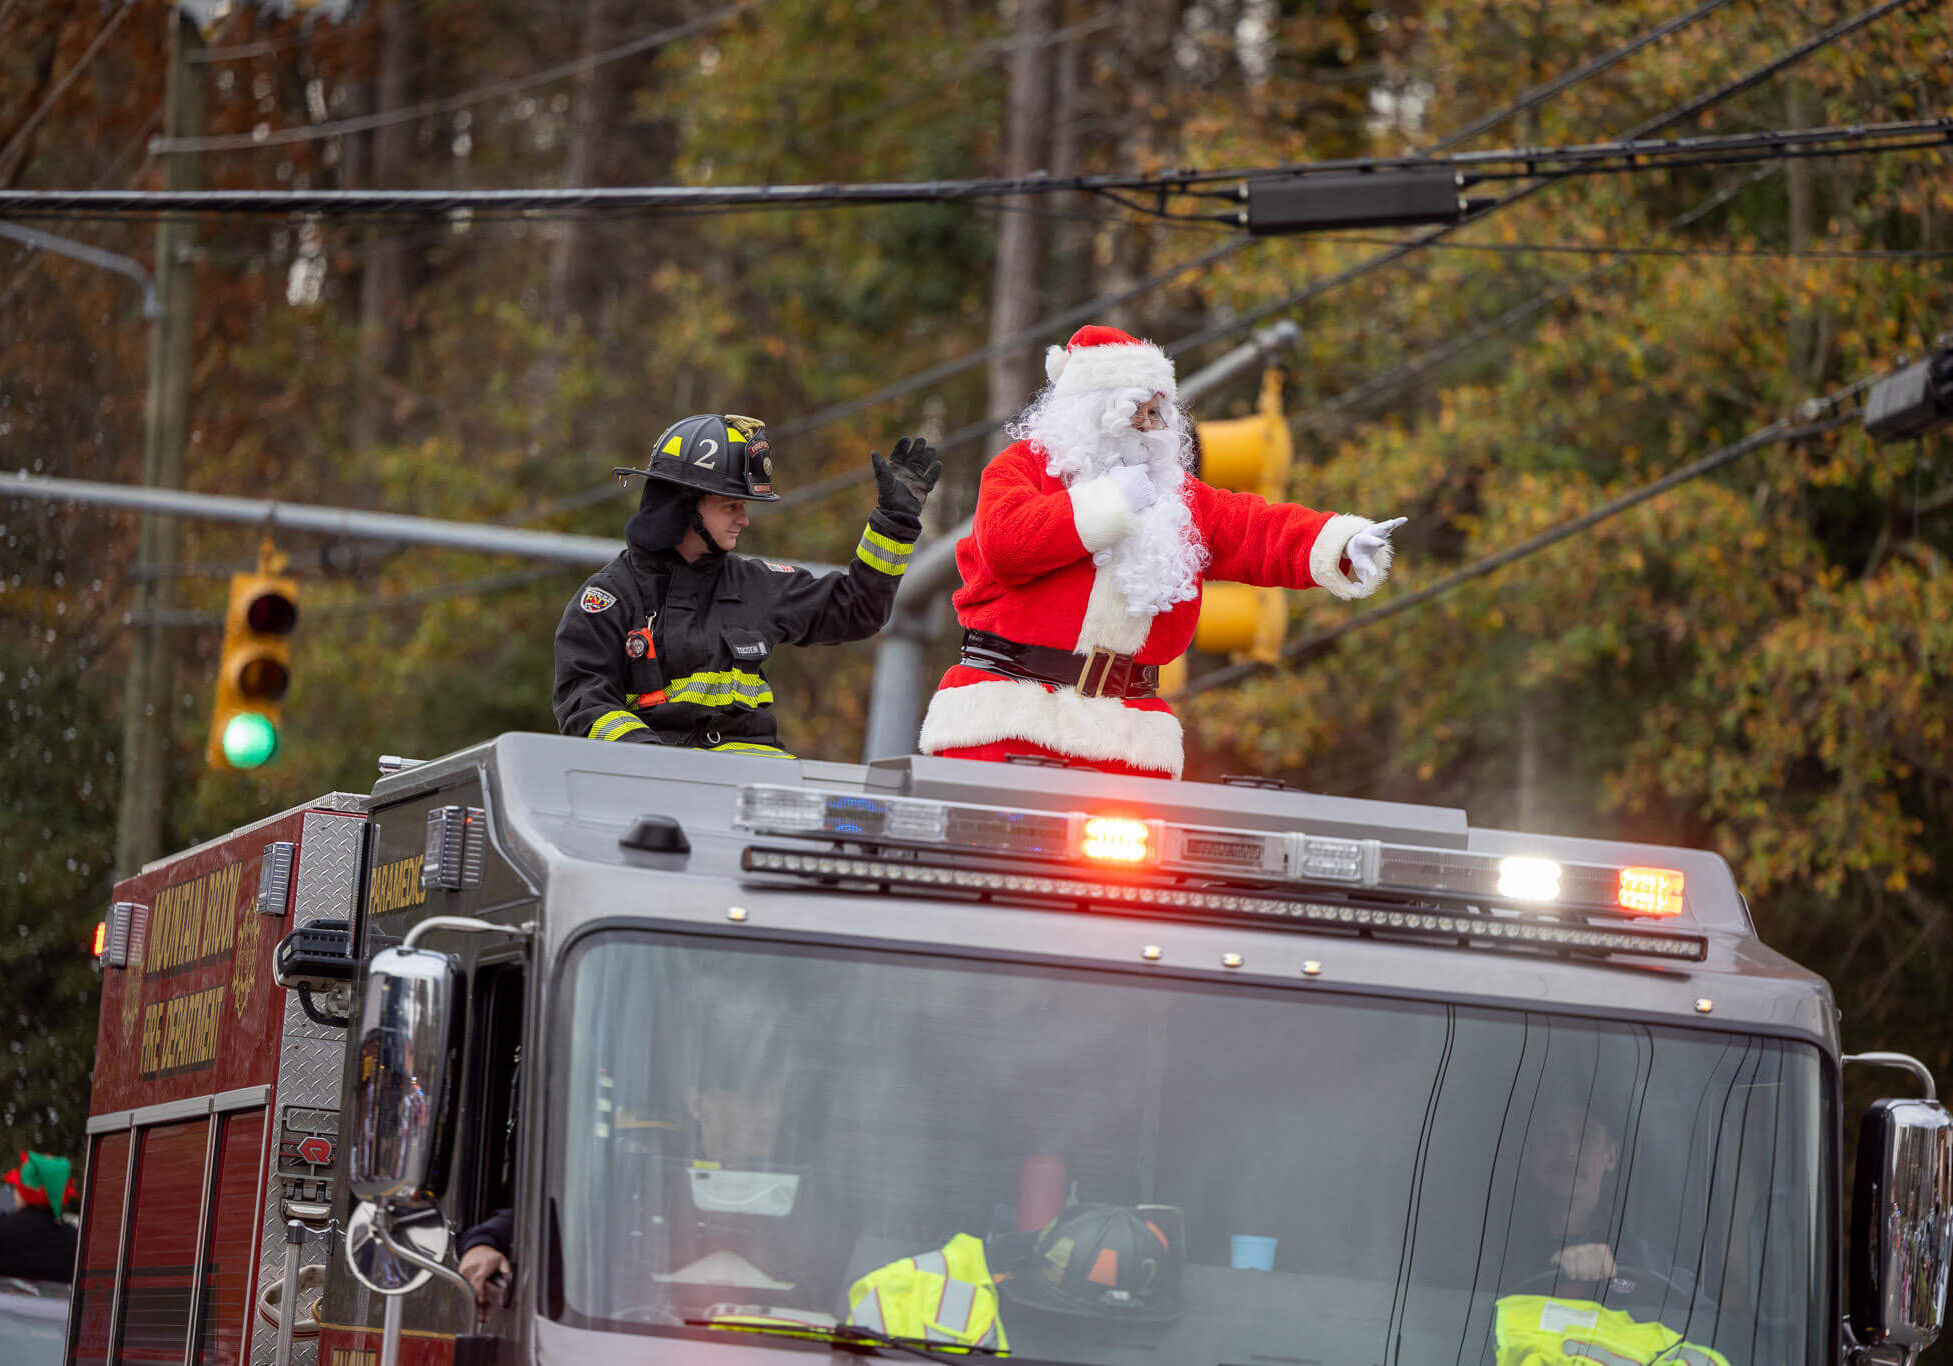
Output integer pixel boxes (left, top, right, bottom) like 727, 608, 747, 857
709, 742, 794, 757
856, 524, 914, 577
589, 709, 649, 741
664, 669, 774, 707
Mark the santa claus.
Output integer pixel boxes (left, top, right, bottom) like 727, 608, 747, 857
917, 324, 1405, 779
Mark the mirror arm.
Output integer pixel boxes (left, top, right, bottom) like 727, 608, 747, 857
401, 915, 534, 951
373, 1204, 476, 1311
1844, 1052, 1939, 1101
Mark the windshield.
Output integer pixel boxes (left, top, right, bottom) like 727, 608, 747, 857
551, 932, 1828, 1365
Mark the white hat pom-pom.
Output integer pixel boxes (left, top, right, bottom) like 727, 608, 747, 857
1044, 345, 1069, 386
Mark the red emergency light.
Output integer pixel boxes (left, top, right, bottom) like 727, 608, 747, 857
1616, 867, 1685, 918
1079, 816, 1153, 865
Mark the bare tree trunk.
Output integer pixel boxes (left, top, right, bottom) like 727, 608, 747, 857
1047, 19, 1087, 306
983, 0, 1054, 448
548, 0, 632, 327
354, 0, 419, 453
1101, 0, 1183, 336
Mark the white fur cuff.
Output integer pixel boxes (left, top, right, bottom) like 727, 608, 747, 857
1069, 475, 1140, 554
919, 679, 1186, 778
1309, 513, 1389, 600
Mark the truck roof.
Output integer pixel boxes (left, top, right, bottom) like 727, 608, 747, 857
370, 733, 1839, 1054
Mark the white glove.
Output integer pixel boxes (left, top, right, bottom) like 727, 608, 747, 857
1347, 516, 1407, 589
1106, 464, 1157, 514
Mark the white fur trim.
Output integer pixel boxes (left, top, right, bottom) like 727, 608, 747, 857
1309, 513, 1389, 600
1050, 341, 1176, 400
1045, 345, 1068, 386
1074, 567, 1150, 654
1069, 475, 1139, 554
919, 679, 1185, 777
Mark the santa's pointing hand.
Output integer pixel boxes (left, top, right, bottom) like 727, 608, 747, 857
1346, 516, 1407, 592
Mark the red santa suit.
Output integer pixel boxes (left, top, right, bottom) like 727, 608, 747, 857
917, 326, 1389, 780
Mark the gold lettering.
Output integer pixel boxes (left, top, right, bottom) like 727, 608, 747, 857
367, 854, 427, 917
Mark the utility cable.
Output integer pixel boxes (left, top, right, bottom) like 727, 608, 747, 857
17, 117, 1946, 221
150, 0, 769, 155
0, 0, 137, 172
1313, 235, 1953, 262
1165, 0, 1934, 358
1294, 40, 1950, 428
1176, 390, 1884, 701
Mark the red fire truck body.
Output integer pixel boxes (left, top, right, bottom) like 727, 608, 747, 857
70, 795, 364, 1366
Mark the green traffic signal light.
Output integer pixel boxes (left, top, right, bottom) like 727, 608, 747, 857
221, 711, 279, 769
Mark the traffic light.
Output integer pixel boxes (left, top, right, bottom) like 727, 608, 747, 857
207, 547, 298, 771
1189, 368, 1292, 662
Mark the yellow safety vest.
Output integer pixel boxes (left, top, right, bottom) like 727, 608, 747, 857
1495, 1295, 1732, 1366
847, 1233, 1009, 1352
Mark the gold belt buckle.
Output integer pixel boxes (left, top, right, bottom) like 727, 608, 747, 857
1076, 646, 1117, 698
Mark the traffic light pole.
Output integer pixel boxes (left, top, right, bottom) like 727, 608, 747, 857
860, 320, 1301, 761
116, 6, 203, 878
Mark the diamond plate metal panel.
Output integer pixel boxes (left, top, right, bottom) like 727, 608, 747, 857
251, 807, 364, 1366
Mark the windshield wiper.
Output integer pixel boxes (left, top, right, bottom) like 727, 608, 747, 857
685, 1316, 1007, 1362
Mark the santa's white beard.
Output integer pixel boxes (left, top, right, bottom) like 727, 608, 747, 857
1012, 387, 1208, 618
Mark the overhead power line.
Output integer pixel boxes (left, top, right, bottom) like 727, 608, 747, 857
11, 118, 1945, 222
150, 0, 770, 154
1315, 235, 1953, 262
1166, 0, 1935, 358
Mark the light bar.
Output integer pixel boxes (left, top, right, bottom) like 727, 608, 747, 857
732, 785, 1688, 922
740, 848, 1707, 961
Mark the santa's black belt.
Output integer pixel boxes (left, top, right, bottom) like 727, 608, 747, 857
958, 628, 1159, 700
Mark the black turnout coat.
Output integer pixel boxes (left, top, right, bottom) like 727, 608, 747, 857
553, 507, 918, 751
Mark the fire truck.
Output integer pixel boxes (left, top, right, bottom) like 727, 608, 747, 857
68, 734, 1952, 1365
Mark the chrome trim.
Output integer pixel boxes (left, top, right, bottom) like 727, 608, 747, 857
1847, 1051, 1940, 1102
182, 1106, 222, 1366
86, 1109, 134, 1135
213, 1083, 271, 1113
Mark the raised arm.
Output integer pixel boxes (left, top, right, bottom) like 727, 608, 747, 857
1189, 479, 1391, 600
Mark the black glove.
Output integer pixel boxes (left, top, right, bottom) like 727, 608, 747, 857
871, 435, 941, 519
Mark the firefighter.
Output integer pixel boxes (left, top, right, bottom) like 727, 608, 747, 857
554, 413, 940, 753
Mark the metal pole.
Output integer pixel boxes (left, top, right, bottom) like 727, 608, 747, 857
380, 1293, 404, 1366
858, 320, 1302, 760
274, 1220, 304, 1366
116, 6, 202, 878
1, 472, 838, 574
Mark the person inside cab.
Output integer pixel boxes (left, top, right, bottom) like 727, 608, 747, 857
1495, 1098, 1727, 1365
461, 986, 847, 1317
554, 413, 940, 754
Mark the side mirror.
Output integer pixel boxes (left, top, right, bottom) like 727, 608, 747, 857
348, 946, 461, 1206
1850, 1096, 1953, 1358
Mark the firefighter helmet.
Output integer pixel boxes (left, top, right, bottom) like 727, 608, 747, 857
997, 1204, 1185, 1323
614, 413, 782, 502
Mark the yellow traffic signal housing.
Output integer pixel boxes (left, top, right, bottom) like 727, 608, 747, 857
1194, 368, 1292, 500
206, 558, 298, 771
1188, 367, 1292, 663
1193, 581, 1287, 663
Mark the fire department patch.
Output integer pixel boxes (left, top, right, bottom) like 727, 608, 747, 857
764, 561, 797, 574
580, 586, 617, 614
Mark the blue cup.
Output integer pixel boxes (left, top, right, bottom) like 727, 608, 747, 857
1230, 1234, 1278, 1271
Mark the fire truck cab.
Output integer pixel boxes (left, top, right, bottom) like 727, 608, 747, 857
72, 733, 1952, 1365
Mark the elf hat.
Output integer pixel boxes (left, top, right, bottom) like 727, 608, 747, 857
1043, 325, 1176, 401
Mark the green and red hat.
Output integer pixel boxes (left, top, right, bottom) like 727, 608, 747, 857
4, 1151, 78, 1218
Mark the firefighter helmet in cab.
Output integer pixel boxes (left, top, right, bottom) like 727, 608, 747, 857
998, 1204, 1185, 1323
614, 413, 782, 502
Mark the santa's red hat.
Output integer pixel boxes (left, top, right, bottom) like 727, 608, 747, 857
1044, 325, 1176, 401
